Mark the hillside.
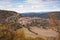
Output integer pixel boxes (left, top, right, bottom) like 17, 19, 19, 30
0, 10, 60, 40
0, 10, 22, 24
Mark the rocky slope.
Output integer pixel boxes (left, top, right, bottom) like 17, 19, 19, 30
0, 10, 22, 24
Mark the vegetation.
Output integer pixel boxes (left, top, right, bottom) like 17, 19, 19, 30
0, 10, 60, 40
0, 23, 15, 40
0, 10, 22, 24
0, 23, 45, 40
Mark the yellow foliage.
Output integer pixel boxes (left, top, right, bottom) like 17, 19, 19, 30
0, 23, 45, 40
13, 28, 45, 40
26, 37, 34, 40
25, 37, 45, 40
13, 28, 25, 40
16, 28, 25, 37
0, 24, 15, 40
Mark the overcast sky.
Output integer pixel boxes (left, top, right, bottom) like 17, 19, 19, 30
0, 0, 60, 13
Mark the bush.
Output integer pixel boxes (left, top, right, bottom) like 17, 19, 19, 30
0, 24, 15, 40
0, 23, 45, 40
13, 28, 25, 40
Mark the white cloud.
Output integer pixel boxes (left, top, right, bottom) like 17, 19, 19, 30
26, 0, 42, 4
15, 0, 60, 13
0, 0, 60, 13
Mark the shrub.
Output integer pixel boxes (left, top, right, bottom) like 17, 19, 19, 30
0, 24, 15, 40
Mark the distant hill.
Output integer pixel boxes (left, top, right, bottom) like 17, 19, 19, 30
0, 10, 22, 24
21, 12, 60, 19
21, 12, 48, 18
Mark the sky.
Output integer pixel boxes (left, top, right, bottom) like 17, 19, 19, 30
0, 0, 60, 13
